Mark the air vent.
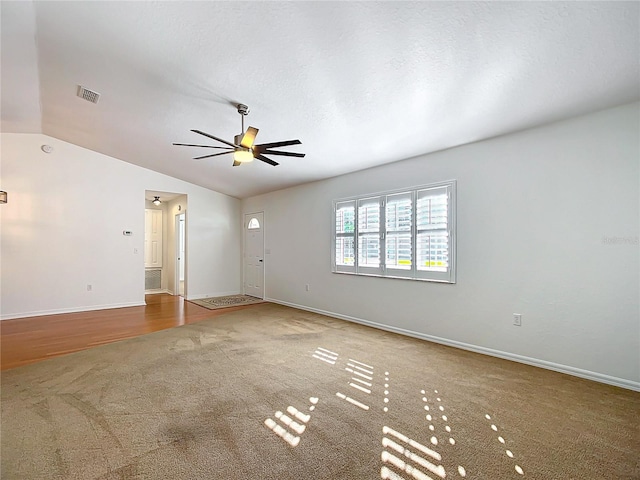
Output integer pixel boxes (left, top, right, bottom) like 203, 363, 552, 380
145, 269, 161, 290
77, 85, 101, 104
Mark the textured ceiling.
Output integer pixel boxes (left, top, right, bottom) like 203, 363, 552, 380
2, 1, 639, 199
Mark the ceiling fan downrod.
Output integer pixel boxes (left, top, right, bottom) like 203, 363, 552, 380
237, 103, 249, 134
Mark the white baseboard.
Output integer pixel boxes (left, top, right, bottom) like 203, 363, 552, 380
0, 301, 147, 321
266, 297, 640, 392
186, 291, 240, 301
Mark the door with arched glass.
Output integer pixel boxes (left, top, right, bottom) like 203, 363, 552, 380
244, 212, 264, 298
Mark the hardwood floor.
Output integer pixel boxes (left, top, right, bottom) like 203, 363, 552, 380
0, 294, 259, 371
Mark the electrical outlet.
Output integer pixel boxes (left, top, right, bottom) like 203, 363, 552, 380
513, 313, 522, 326
87, 284, 92, 292
305, 284, 310, 292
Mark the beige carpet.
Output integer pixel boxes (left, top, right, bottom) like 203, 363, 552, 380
1, 303, 638, 479
187, 294, 263, 310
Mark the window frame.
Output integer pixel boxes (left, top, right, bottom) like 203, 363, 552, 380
331, 180, 456, 283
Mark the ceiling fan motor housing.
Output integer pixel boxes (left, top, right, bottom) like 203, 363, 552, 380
237, 104, 249, 115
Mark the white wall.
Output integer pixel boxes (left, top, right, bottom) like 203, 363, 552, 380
0, 133, 242, 319
242, 102, 640, 389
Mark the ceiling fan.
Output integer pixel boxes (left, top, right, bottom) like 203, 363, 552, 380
173, 104, 305, 167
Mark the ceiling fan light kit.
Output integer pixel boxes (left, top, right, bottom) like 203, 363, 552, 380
173, 104, 305, 167
233, 149, 254, 163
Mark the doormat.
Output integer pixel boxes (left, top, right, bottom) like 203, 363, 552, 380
188, 294, 264, 310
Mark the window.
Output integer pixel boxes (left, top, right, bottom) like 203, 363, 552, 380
335, 201, 355, 268
386, 192, 412, 271
358, 198, 381, 273
332, 180, 456, 283
247, 217, 260, 229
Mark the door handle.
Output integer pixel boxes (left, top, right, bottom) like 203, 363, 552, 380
259, 259, 263, 262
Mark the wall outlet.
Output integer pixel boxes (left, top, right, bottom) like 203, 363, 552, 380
87, 284, 92, 292
513, 313, 522, 326
305, 284, 310, 292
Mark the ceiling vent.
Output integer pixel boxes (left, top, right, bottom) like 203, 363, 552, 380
77, 85, 100, 104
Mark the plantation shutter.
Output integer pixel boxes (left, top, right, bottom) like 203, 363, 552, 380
331, 180, 456, 283
335, 200, 356, 273
357, 197, 383, 274
416, 185, 452, 281
385, 192, 413, 277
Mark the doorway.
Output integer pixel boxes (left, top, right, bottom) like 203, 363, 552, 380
176, 212, 186, 296
144, 191, 187, 297
244, 212, 264, 298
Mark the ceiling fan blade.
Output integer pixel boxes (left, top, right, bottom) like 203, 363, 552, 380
255, 154, 279, 166
240, 127, 259, 148
173, 143, 232, 150
260, 150, 306, 158
254, 139, 301, 149
191, 129, 239, 148
232, 160, 241, 167
193, 151, 233, 160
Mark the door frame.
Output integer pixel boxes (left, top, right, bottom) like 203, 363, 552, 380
243, 211, 265, 298
175, 212, 186, 297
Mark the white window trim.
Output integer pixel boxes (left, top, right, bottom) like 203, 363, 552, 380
331, 180, 456, 284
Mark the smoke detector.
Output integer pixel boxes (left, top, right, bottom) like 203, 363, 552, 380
77, 85, 101, 104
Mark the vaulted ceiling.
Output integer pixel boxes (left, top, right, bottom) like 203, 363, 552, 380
2, 1, 639, 198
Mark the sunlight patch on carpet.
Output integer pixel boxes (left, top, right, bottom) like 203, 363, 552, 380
265, 346, 483, 480
260, 344, 509, 479
312, 346, 338, 364
484, 413, 525, 475
382, 426, 447, 480
264, 398, 317, 448
336, 391, 370, 411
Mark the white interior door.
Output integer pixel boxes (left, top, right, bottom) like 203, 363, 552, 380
144, 209, 163, 268
244, 212, 264, 298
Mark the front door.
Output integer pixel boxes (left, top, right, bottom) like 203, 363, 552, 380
244, 212, 264, 298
